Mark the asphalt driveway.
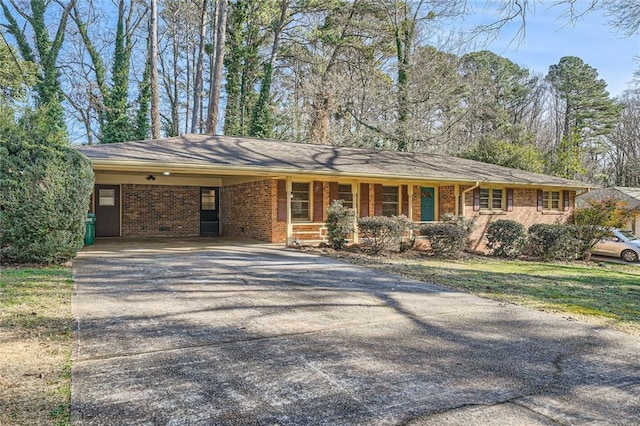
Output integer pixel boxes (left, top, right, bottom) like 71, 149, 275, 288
72, 239, 640, 425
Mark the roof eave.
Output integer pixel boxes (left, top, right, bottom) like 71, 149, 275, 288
88, 158, 593, 190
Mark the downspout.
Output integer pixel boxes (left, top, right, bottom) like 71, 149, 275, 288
460, 182, 480, 217
286, 177, 293, 244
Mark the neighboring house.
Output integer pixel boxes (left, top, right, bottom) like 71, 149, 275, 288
77, 134, 593, 251
577, 187, 640, 234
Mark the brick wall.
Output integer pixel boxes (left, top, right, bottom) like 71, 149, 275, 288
121, 184, 200, 237
439, 185, 456, 217
412, 185, 421, 221
220, 179, 283, 242
464, 188, 576, 252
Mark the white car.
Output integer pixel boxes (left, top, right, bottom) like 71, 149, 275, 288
592, 229, 640, 262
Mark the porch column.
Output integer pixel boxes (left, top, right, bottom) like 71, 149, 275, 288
454, 184, 460, 216
407, 184, 413, 221
352, 181, 359, 243
286, 177, 293, 243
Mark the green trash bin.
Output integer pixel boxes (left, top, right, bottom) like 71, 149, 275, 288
84, 213, 96, 245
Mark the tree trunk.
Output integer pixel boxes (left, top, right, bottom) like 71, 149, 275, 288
206, 0, 227, 134
190, 0, 209, 133
250, 0, 289, 138
150, 0, 161, 139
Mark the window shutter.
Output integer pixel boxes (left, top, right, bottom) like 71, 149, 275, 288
277, 180, 287, 222
563, 190, 570, 211
473, 187, 480, 212
313, 181, 323, 222
507, 188, 514, 212
537, 189, 543, 212
329, 182, 339, 204
374, 184, 383, 216
359, 183, 369, 217
401, 185, 409, 216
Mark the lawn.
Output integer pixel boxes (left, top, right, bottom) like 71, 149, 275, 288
331, 252, 640, 335
0, 267, 73, 425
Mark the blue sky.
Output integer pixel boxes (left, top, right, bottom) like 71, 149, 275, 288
459, 3, 640, 98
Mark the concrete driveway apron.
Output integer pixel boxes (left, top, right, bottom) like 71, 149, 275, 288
72, 239, 640, 425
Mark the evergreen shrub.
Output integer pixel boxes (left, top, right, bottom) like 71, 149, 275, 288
485, 219, 526, 258
528, 223, 581, 261
419, 223, 467, 258
325, 200, 355, 249
358, 215, 412, 254
0, 112, 94, 264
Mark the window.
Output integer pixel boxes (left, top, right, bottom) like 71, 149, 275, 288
542, 191, 560, 210
382, 186, 399, 216
480, 188, 504, 211
338, 184, 353, 208
291, 182, 310, 220
201, 188, 216, 210
98, 189, 115, 206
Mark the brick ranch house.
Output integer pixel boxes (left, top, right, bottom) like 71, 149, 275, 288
77, 134, 594, 251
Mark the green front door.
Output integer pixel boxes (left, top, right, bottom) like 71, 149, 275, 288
420, 187, 435, 221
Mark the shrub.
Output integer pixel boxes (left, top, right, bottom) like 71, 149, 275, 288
0, 111, 94, 264
325, 200, 355, 249
419, 223, 467, 258
485, 219, 526, 258
358, 215, 412, 254
528, 223, 582, 261
573, 197, 635, 259
440, 213, 475, 237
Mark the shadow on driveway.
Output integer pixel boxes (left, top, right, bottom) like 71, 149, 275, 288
72, 239, 640, 425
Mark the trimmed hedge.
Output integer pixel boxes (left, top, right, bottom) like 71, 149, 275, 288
0, 117, 94, 264
485, 219, 526, 258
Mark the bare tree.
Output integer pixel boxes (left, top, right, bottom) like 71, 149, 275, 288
190, 0, 209, 133
205, 0, 227, 134
150, 0, 161, 138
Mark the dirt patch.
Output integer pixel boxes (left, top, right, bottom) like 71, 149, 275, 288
0, 267, 73, 425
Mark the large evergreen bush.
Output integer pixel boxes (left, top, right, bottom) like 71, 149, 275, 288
528, 223, 582, 261
0, 110, 94, 264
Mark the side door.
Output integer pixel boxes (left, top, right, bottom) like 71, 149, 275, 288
94, 185, 121, 237
200, 187, 219, 236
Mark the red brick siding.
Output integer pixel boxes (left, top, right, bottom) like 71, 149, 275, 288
464, 188, 576, 252
220, 179, 282, 242
121, 184, 200, 237
412, 185, 421, 222
439, 185, 456, 217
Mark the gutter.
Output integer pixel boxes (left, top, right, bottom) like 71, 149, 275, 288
459, 182, 480, 217
87, 159, 592, 190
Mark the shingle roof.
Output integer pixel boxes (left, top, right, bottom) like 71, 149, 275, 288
78, 134, 592, 188
577, 187, 640, 209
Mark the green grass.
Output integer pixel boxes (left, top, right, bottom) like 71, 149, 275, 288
340, 254, 640, 334
0, 266, 73, 425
